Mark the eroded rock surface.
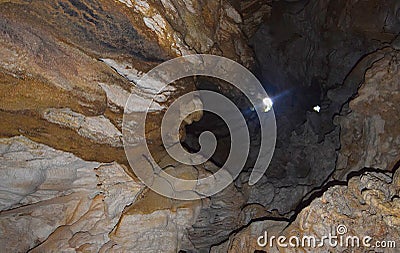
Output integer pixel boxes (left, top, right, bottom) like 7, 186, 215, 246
0, 0, 399, 252
209, 47, 400, 252
335, 49, 400, 179
212, 168, 400, 253
0, 136, 143, 252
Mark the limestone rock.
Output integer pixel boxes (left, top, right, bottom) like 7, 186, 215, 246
210, 220, 287, 253
335, 49, 400, 179
228, 0, 272, 37
280, 169, 400, 253
43, 108, 123, 148
214, 169, 400, 253
110, 204, 201, 252
1, 0, 399, 252
0, 136, 144, 253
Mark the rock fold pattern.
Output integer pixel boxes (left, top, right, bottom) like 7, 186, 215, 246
0, 0, 399, 252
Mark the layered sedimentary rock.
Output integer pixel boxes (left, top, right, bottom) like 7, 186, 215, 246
0, 136, 143, 252
1, 0, 399, 252
0, 0, 258, 252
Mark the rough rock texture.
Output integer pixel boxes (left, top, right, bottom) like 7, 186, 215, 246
229, 0, 400, 223
0, 0, 253, 161
239, 119, 339, 216
252, 0, 400, 111
281, 169, 400, 253
0, 136, 209, 253
111, 190, 203, 252
242, 48, 400, 217
117, 0, 255, 66
228, 0, 272, 37
211, 168, 400, 253
0, 0, 250, 251
1, 0, 399, 252
0, 136, 143, 252
209, 47, 400, 252
188, 183, 247, 249
335, 49, 400, 180
210, 220, 288, 253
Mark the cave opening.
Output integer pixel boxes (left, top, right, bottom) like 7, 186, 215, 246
181, 76, 263, 173
182, 0, 400, 250
1, 0, 399, 252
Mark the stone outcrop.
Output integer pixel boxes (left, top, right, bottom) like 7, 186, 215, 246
335, 49, 400, 180
229, 0, 400, 225
0, 136, 143, 252
0, 0, 399, 252
209, 47, 400, 252
211, 168, 400, 253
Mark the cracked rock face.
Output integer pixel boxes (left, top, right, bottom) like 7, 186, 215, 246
0, 0, 399, 252
0, 0, 256, 251
335, 49, 400, 180
211, 168, 400, 253
210, 46, 400, 252
0, 136, 143, 252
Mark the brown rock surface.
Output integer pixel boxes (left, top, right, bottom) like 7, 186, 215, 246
212, 168, 400, 253
335, 49, 400, 179
1, 0, 399, 252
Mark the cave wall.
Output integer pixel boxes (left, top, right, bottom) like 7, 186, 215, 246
0, 0, 399, 252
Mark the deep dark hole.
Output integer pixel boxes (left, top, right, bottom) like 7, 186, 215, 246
183, 112, 231, 167
182, 76, 262, 172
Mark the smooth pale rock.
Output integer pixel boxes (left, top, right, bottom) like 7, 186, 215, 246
0, 136, 143, 253
100, 58, 176, 107
99, 81, 166, 112
42, 108, 123, 147
0, 136, 99, 211
98, 82, 131, 109
110, 208, 199, 252
118, 0, 133, 8
101, 57, 174, 94
101, 58, 145, 84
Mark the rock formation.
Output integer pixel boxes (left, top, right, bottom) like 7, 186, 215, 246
0, 0, 399, 252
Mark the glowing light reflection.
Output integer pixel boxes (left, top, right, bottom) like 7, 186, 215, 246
262, 97, 273, 112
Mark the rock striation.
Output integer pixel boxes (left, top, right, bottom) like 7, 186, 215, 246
0, 136, 143, 252
0, 0, 399, 252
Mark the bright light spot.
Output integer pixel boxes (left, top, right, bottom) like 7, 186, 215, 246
262, 97, 273, 112
313, 105, 321, 113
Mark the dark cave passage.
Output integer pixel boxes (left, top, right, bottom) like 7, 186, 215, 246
1, 0, 399, 252
183, 0, 400, 250
183, 111, 231, 168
